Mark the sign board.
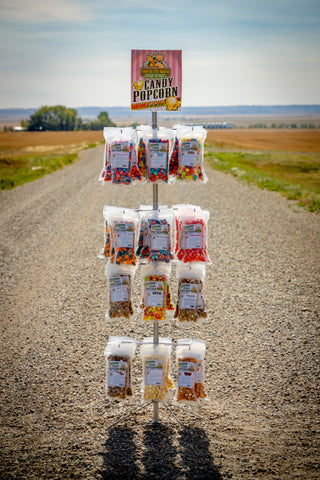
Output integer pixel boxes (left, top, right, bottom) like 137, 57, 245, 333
131, 50, 182, 111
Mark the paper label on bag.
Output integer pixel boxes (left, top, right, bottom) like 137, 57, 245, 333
149, 142, 167, 168
111, 142, 130, 169
110, 275, 130, 302
178, 361, 197, 388
145, 358, 164, 385
108, 361, 127, 387
150, 224, 169, 250
184, 224, 203, 249
114, 222, 134, 248
179, 283, 199, 309
180, 140, 199, 167
145, 281, 164, 307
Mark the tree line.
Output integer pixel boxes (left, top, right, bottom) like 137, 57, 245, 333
20, 105, 116, 131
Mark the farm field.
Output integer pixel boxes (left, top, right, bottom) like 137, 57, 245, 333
1, 129, 319, 211
1, 129, 320, 155
206, 128, 320, 152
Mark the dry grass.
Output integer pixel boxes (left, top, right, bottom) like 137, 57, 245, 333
0, 131, 104, 157
206, 129, 320, 152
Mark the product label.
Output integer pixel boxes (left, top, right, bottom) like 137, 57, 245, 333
179, 283, 199, 309
145, 358, 164, 385
108, 361, 127, 387
114, 222, 134, 248
178, 360, 197, 388
110, 275, 130, 302
180, 140, 199, 167
184, 223, 203, 249
145, 281, 165, 307
149, 142, 168, 168
150, 224, 169, 250
111, 142, 130, 169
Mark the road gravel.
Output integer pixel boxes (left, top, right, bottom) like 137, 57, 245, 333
0, 145, 319, 479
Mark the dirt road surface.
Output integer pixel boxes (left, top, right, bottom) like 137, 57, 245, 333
0, 146, 319, 479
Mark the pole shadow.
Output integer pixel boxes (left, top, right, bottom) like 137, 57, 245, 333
179, 426, 222, 480
98, 426, 140, 480
140, 423, 180, 479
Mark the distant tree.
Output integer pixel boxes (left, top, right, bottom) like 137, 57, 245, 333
26, 105, 82, 131
83, 111, 116, 130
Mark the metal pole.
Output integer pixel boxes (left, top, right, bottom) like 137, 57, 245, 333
152, 111, 159, 424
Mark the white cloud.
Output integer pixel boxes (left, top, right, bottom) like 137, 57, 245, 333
0, 0, 91, 23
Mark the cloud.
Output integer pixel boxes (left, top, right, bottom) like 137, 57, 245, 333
0, 0, 91, 23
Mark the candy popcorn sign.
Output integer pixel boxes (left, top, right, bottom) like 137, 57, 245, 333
131, 50, 182, 111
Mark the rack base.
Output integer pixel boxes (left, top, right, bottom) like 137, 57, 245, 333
105, 400, 204, 433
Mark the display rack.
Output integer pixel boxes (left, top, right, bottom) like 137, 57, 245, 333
104, 111, 207, 431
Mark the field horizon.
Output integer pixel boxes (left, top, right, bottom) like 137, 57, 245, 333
1, 105, 320, 128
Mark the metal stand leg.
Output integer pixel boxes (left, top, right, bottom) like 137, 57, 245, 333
106, 401, 153, 431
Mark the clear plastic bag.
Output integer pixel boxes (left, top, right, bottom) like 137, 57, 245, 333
174, 264, 208, 323
102, 128, 140, 185
136, 125, 151, 179
140, 263, 174, 321
174, 205, 210, 263
143, 127, 173, 183
140, 337, 174, 401
104, 207, 139, 265
105, 263, 136, 321
99, 127, 115, 183
176, 126, 207, 182
104, 336, 137, 400
176, 339, 207, 403
136, 205, 152, 260
146, 207, 174, 263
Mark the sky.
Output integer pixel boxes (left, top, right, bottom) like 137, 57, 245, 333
0, 0, 319, 108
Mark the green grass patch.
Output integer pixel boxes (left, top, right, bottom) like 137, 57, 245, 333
0, 153, 78, 190
205, 150, 320, 213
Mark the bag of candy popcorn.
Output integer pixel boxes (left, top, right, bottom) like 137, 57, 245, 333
176, 126, 207, 183
174, 263, 208, 323
97, 206, 119, 259
145, 207, 174, 263
103, 127, 138, 185
136, 205, 168, 261
104, 336, 137, 400
140, 337, 174, 402
140, 263, 174, 321
136, 125, 152, 179
99, 127, 115, 183
169, 125, 184, 177
176, 339, 207, 403
105, 263, 136, 322
143, 127, 174, 184
104, 207, 139, 265
172, 204, 201, 257
174, 205, 210, 264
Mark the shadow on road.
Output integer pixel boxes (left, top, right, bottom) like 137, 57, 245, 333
99, 423, 222, 480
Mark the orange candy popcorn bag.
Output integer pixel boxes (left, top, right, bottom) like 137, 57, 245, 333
104, 336, 137, 400
176, 339, 208, 403
104, 207, 139, 266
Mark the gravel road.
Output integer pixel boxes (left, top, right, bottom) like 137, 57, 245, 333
0, 145, 319, 480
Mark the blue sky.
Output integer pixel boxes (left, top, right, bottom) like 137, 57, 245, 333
0, 0, 319, 108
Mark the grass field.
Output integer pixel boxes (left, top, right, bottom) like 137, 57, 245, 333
206, 129, 320, 212
1, 129, 319, 212
0, 131, 104, 190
